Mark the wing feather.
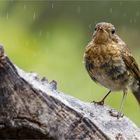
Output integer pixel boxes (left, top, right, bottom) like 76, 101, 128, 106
121, 46, 140, 79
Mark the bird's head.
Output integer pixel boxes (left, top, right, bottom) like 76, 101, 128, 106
93, 22, 116, 44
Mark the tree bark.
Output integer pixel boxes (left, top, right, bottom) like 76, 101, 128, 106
0, 45, 139, 140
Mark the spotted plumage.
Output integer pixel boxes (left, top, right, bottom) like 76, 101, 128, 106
84, 22, 140, 118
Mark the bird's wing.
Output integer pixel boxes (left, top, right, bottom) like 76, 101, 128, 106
85, 62, 98, 83
121, 46, 140, 79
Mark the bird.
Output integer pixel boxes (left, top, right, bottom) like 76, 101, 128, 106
84, 22, 140, 118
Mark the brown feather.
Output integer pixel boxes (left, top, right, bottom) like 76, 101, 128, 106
121, 46, 140, 105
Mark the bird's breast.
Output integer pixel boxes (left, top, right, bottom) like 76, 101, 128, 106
84, 44, 132, 90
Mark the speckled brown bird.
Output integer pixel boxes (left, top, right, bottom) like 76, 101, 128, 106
84, 22, 140, 118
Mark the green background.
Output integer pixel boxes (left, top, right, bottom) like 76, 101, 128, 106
1, 1, 140, 126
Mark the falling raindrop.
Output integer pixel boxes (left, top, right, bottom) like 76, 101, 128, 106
129, 19, 133, 23
109, 8, 112, 13
24, 4, 26, 10
136, 11, 139, 17
119, 1, 123, 6
33, 12, 36, 20
77, 6, 81, 14
51, 3, 54, 8
123, 13, 127, 17
39, 30, 42, 37
89, 24, 92, 29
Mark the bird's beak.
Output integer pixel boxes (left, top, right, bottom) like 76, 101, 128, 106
98, 27, 104, 32
92, 27, 106, 38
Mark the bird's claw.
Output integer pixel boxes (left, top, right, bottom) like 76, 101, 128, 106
109, 110, 124, 119
91, 100, 104, 105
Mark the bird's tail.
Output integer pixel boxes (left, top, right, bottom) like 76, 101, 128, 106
132, 80, 140, 105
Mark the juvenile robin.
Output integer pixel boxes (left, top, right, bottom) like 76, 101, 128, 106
84, 22, 140, 118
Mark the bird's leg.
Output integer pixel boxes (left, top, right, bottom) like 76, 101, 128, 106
109, 89, 127, 118
92, 90, 111, 105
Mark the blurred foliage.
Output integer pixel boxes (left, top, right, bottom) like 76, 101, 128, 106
0, 1, 140, 126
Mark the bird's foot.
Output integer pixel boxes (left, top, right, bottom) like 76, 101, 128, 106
109, 109, 124, 119
91, 100, 104, 105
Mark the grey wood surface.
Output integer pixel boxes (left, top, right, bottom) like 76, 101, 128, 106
0, 45, 139, 140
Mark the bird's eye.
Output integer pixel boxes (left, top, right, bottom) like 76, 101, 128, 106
95, 27, 97, 31
111, 28, 115, 34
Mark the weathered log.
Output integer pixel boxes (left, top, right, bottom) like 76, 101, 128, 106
0, 45, 139, 139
